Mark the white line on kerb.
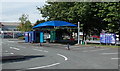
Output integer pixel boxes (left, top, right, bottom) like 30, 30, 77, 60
10, 47, 20, 50
83, 48, 109, 52
6, 52, 14, 54
28, 63, 60, 69
111, 58, 120, 60
57, 53, 68, 61
101, 52, 118, 55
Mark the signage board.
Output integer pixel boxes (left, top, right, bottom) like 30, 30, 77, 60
100, 33, 116, 44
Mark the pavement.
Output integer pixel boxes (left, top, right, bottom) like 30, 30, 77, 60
86, 40, 120, 45
1, 38, 119, 70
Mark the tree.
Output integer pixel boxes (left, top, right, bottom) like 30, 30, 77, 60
37, 2, 120, 40
19, 14, 28, 24
24, 20, 32, 31
96, 3, 120, 33
18, 14, 32, 32
34, 19, 46, 26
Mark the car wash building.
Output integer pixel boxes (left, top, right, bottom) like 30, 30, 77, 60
24, 20, 77, 44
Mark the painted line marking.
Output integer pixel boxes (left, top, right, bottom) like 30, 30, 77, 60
8, 41, 15, 43
28, 63, 60, 69
43, 50, 48, 53
101, 52, 118, 55
5, 51, 8, 52
33, 49, 48, 53
10, 47, 20, 50
33, 49, 43, 51
57, 53, 68, 61
10, 53, 14, 54
111, 58, 120, 60
83, 48, 109, 52
5, 52, 14, 54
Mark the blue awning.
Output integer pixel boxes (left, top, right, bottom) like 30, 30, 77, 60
33, 21, 77, 28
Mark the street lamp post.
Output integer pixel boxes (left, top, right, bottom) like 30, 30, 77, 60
78, 22, 80, 44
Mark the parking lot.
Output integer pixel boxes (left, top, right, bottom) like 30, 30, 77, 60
1, 38, 119, 70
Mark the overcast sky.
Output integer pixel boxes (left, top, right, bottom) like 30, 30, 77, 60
0, 0, 47, 23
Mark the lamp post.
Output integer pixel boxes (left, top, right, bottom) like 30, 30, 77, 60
78, 22, 80, 44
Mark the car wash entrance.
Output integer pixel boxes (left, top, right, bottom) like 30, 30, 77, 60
24, 31, 44, 43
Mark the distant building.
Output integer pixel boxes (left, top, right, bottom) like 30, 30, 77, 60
0, 22, 20, 31
0, 22, 22, 38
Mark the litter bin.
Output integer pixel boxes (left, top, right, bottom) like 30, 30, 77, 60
80, 40, 85, 45
82, 41, 85, 45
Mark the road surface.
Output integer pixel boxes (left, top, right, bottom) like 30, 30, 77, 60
1, 38, 119, 70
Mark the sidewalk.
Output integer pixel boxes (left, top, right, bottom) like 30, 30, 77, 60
17, 39, 119, 50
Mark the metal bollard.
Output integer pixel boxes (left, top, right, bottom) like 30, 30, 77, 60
67, 43, 70, 50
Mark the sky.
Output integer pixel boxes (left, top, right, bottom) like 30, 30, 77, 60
0, 0, 47, 23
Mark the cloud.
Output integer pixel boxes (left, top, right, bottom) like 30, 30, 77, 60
1, 2, 45, 23
2, 2, 45, 13
2, 14, 21, 22
28, 13, 44, 23
0, 2, 2, 21
1, 0, 47, 2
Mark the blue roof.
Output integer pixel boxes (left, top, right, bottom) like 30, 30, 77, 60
33, 21, 77, 28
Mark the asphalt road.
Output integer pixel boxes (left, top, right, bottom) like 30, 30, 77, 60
1, 38, 119, 70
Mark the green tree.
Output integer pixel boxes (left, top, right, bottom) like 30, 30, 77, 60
96, 2, 120, 33
37, 2, 120, 40
24, 20, 32, 31
34, 19, 46, 26
18, 14, 32, 32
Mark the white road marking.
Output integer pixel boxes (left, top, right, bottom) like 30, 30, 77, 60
5, 52, 14, 54
57, 53, 68, 61
5, 50, 8, 52
83, 48, 109, 52
43, 50, 48, 53
8, 41, 15, 43
33, 49, 48, 53
33, 49, 43, 51
111, 58, 120, 60
10, 53, 14, 54
10, 47, 20, 50
28, 63, 60, 69
101, 52, 118, 55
